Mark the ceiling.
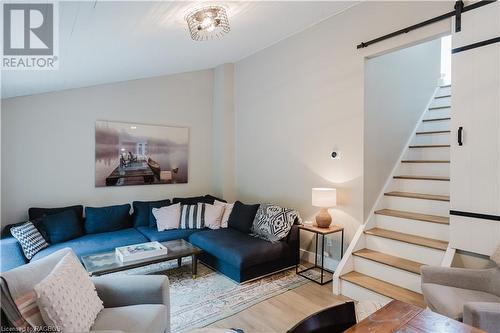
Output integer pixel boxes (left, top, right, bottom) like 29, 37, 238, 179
1, 1, 357, 98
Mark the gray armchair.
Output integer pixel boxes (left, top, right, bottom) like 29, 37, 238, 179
91, 274, 170, 333
421, 264, 500, 333
1, 248, 170, 333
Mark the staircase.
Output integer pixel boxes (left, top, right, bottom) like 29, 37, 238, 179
339, 85, 452, 308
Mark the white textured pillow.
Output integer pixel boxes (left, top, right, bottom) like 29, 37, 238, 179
34, 253, 103, 332
153, 203, 181, 231
203, 203, 226, 229
215, 200, 234, 228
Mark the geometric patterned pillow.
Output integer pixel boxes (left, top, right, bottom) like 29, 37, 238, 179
10, 222, 49, 260
251, 204, 301, 243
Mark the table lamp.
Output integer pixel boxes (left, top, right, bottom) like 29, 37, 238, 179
312, 188, 337, 228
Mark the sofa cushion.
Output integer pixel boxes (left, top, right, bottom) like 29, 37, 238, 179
132, 199, 171, 228
422, 283, 500, 320
0, 236, 28, 272
172, 196, 213, 205
85, 204, 131, 234
227, 201, 260, 234
29, 205, 84, 222
40, 210, 84, 244
136, 226, 201, 242
91, 304, 167, 333
189, 228, 289, 269
31, 228, 147, 261
204, 194, 226, 204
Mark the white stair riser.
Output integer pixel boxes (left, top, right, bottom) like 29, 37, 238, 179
430, 96, 451, 108
397, 163, 450, 177
405, 147, 450, 160
412, 133, 450, 145
439, 86, 451, 95
375, 214, 449, 241
353, 257, 422, 293
390, 179, 449, 195
418, 120, 451, 132
425, 109, 451, 119
382, 195, 450, 216
340, 280, 393, 304
365, 234, 444, 266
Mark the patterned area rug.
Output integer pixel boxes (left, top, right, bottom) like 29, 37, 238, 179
110, 258, 308, 333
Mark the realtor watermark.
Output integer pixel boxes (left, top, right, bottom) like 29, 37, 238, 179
2, 2, 59, 70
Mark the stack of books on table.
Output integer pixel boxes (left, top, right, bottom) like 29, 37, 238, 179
115, 241, 168, 263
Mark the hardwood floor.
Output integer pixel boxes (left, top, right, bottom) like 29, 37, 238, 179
208, 282, 351, 332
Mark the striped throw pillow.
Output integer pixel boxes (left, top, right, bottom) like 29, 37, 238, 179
180, 204, 205, 229
11, 222, 49, 259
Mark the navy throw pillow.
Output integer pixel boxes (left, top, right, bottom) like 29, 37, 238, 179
132, 199, 171, 228
28, 205, 84, 222
172, 196, 214, 205
85, 204, 131, 234
228, 201, 260, 234
204, 194, 226, 204
40, 210, 83, 244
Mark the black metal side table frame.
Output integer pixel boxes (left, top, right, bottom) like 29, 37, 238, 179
296, 224, 344, 285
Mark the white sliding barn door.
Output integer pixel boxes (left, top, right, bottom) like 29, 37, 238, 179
450, 2, 500, 256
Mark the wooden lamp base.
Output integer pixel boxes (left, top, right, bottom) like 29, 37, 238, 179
315, 207, 332, 228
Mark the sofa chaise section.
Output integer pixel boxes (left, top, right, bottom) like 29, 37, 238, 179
189, 225, 299, 283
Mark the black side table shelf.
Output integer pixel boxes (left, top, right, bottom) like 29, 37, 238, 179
296, 224, 344, 285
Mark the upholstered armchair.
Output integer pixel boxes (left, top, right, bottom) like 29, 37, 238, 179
1, 248, 170, 333
421, 255, 500, 333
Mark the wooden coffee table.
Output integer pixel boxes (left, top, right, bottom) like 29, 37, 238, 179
81, 239, 202, 277
345, 300, 486, 332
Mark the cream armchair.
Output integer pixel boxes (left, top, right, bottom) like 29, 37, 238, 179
421, 254, 500, 333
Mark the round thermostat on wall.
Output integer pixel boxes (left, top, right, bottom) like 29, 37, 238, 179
331, 151, 341, 160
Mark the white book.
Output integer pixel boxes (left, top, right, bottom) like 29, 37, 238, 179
115, 241, 168, 263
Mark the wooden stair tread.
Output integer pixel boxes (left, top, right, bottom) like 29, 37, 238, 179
364, 227, 448, 251
401, 160, 450, 163
340, 271, 426, 307
409, 144, 450, 148
375, 208, 449, 225
394, 175, 450, 181
353, 249, 424, 275
416, 130, 451, 135
422, 117, 451, 122
435, 94, 451, 99
384, 191, 449, 202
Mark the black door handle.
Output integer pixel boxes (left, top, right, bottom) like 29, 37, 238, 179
458, 126, 463, 146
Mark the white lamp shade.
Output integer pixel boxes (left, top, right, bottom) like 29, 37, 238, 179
312, 188, 337, 208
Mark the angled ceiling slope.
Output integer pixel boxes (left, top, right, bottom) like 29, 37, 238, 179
1, 1, 357, 98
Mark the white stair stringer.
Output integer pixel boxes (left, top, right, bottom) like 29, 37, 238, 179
334, 85, 452, 306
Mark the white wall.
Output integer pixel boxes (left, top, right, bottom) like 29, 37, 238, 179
234, 1, 451, 260
364, 39, 441, 219
1, 70, 214, 225
212, 64, 236, 202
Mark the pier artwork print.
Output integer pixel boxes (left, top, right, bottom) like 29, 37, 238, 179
95, 121, 188, 187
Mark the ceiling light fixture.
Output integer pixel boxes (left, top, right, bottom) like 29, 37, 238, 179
185, 5, 230, 41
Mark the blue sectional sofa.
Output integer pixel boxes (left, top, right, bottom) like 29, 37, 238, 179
0, 196, 299, 283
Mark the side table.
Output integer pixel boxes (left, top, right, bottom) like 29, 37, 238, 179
296, 224, 344, 285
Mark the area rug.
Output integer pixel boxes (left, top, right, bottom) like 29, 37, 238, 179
110, 258, 308, 333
